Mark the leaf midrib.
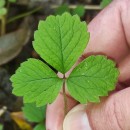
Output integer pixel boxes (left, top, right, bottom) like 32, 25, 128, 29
68, 75, 114, 79
57, 17, 65, 73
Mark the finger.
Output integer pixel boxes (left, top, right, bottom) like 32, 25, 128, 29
63, 104, 91, 130
84, 0, 130, 83
119, 55, 130, 83
66, 0, 130, 83
46, 0, 130, 129
46, 63, 81, 130
46, 93, 78, 130
64, 87, 130, 130
85, 0, 130, 63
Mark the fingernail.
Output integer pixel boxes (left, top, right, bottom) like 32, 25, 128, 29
63, 104, 92, 130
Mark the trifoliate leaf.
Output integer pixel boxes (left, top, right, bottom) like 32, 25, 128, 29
100, 0, 112, 8
10, 58, 63, 106
34, 123, 46, 130
72, 5, 85, 17
0, 0, 5, 7
0, 8, 7, 16
67, 55, 119, 103
9, 0, 16, 3
33, 12, 90, 74
22, 103, 46, 122
55, 4, 70, 15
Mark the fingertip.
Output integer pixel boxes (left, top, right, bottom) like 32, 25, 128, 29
63, 104, 92, 130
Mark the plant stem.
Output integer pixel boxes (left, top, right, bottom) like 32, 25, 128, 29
51, 5, 101, 10
63, 75, 68, 116
7, 1, 10, 13
0, 16, 6, 36
7, 6, 42, 24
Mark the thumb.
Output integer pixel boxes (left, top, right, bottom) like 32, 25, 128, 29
63, 104, 91, 130
63, 87, 130, 130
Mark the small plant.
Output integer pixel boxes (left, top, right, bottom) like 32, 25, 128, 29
0, 0, 7, 16
0, 0, 16, 35
0, 0, 42, 36
0, 0, 16, 16
55, 4, 85, 17
71, 5, 85, 17
100, 0, 112, 8
22, 103, 46, 130
10, 13, 119, 116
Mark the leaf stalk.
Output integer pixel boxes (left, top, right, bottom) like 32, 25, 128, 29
7, 6, 42, 24
63, 75, 68, 116
0, 16, 6, 36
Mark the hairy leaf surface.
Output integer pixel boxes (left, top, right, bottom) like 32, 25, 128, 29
67, 55, 119, 103
33, 12, 89, 73
11, 58, 63, 106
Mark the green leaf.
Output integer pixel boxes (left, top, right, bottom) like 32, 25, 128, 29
55, 4, 70, 15
0, 0, 5, 7
22, 103, 46, 122
33, 12, 90, 74
10, 58, 63, 106
72, 5, 85, 17
8, 0, 16, 3
100, 0, 112, 8
0, 124, 3, 130
34, 123, 46, 130
0, 8, 7, 16
67, 55, 119, 103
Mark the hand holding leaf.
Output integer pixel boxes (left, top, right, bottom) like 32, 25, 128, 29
10, 13, 119, 113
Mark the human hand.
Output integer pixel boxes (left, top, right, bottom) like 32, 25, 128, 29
46, 0, 130, 129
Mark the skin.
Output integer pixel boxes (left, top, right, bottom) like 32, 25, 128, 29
46, 0, 130, 129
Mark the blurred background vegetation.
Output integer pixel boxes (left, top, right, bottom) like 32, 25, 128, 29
0, 0, 111, 130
